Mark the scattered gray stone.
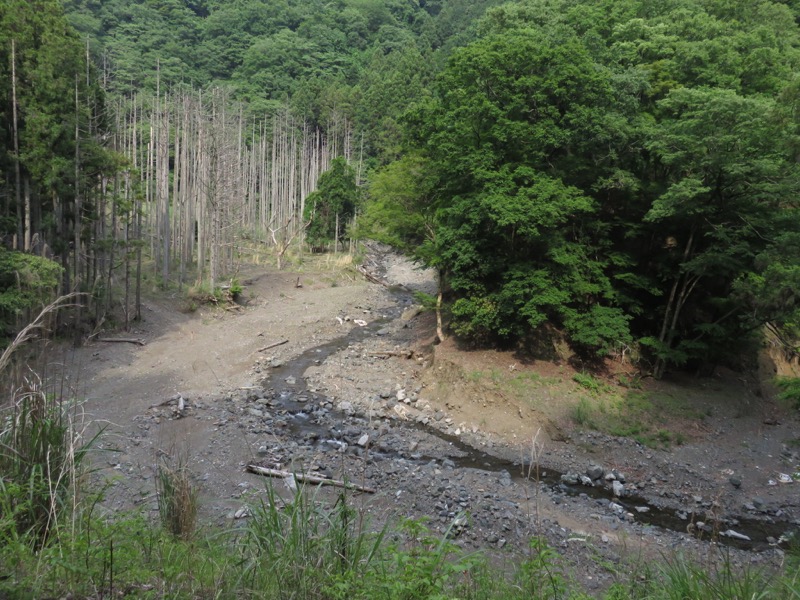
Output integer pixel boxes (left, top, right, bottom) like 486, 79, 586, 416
612, 480, 625, 497
587, 464, 605, 480
721, 529, 751, 541
270, 359, 284, 368
561, 473, 579, 485
608, 502, 624, 514
580, 475, 594, 487
499, 470, 512, 487
753, 497, 765, 509
247, 408, 264, 418
376, 328, 391, 336
357, 434, 369, 447
729, 476, 742, 488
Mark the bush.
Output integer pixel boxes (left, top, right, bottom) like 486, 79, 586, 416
775, 377, 800, 409
0, 249, 61, 337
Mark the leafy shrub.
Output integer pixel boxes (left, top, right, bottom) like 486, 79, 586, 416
572, 372, 610, 395
775, 377, 800, 409
0, 249, 61, 336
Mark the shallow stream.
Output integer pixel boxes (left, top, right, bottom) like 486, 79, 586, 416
261, 293, 795, 552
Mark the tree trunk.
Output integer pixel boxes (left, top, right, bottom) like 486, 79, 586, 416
11, 39, 23, 251
653, 227, 696, 379
436, 268, 446, 343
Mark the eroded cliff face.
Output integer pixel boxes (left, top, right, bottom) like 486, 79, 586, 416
759, 326, 800, 400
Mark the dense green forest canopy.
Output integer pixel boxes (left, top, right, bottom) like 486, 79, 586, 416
363, 0, 800, 374
60, 0, 503, 163
2, 0, 800, 375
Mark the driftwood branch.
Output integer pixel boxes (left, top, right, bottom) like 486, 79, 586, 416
0, 293, 83, 374
356, 265, 388, 287
246, 465, 376, 494
370, 350, 414, 359
257, 339, 289, 352
97, 337, 146, 346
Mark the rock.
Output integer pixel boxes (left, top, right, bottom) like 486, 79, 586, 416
752, 497, 765, 509
612, 480, 625, 497
729, 476, 742, 488
357, 434, 369, 447
580, 475, 594, 487
270, 359, 284, 368
234, 507, 249, 519
401, 306, 422, 321
376, 328, 391, 336
247, 408, 264, 418
499, 470, 512, 487
285, 376, 296, 385
608, 502, 624, 514
396, 389, 406, 401
586, 464, 605, 480
721, 529, 751, 541
634, 506, 650, 514
338, 401, 354, 414
561, 473, 579, 485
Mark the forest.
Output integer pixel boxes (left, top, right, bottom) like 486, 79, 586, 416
2, 0, 800, 376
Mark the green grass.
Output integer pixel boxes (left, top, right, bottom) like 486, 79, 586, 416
3, 493, 799, 599
570, 390, 698, 449
573, 372, 613, 396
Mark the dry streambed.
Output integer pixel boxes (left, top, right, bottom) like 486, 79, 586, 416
82, 249, 798, 593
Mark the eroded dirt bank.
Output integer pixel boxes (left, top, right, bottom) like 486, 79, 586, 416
72, 247, 799, 594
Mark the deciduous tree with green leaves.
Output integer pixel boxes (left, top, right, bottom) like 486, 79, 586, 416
304, 158, 359, 250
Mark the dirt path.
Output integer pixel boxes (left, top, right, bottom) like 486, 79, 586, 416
71, 247, 798, 594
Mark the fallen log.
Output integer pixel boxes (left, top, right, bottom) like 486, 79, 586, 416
257, 339, 289, 352
97, 337, 146, 346
245, 464, 376, 494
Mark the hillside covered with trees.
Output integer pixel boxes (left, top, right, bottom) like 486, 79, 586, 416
2, 0, 800, 377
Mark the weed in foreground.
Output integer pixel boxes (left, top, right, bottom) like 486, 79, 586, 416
155, 451, 198, 540
241, 484, 385, 598
573, 397, 594, 427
